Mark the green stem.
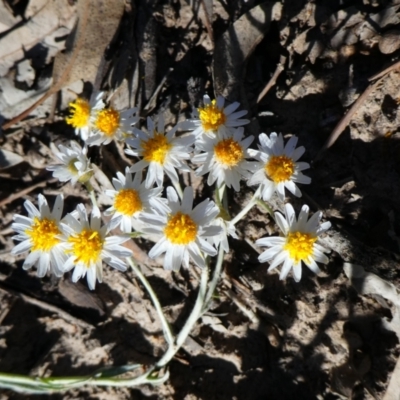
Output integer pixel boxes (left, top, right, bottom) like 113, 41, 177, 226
84, 182, 98, 208
128, 258, 174, 345
156, 264, 209, 367
203, 245, 224, 310
172, 180, 183, 200
230, 187, 262, 225
215, 183, 226, 207
0, 252, 217, 393
256, 198, 275, 221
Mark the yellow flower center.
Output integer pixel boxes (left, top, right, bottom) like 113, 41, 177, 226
95, 108, 120, 136
214, 138, 244, 167
66, 98, 90, 128
25, 217, 60, 252
68, 229, 104, 266
284, 231, 317, 264
142, 133, 172, 164
265, 155, 295, 183
67, 158, 79, 175
164, 212, 198, 245
114, 189, 143, 216
198, 100, 227, 131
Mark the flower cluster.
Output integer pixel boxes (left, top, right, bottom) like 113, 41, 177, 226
12, 195, 132, 289
65, 91, 138, 145
12, 93, 331, 288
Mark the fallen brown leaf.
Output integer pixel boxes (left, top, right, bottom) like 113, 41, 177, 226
2, 0, 125, 131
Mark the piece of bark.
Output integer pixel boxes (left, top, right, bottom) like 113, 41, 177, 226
212, 2, 282, 136
2, 0, 125, 131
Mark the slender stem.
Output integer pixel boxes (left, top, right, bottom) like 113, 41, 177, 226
204, 245, 224, 309
0, 365, 168, 391
216, 183, 226, 207
215, 183, 230, 221
256, 198, 275, 221
128, 258, 174, 345
176, 265, 208, 347
156, 264, 209, 367
172, 180, 183, 200
0, 260, 213, 393
230, 187, 262, 225
84, 182, 98, 208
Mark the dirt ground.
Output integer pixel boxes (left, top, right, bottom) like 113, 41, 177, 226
1, 0, 400, 399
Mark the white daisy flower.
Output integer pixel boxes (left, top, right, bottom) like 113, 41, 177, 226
11, 194, 68, 278
125, 115, 194, 188
47, 141, 93, 185
86, 107, 139, 146
66, 91, 105, 140
186, 94, 249, 140
256, 203, 331, 282
138, 186, 222, 271
61, 205, 132, 290
248, 132, 311, 201
104, 168, 168, 233
192, 127, 258, 191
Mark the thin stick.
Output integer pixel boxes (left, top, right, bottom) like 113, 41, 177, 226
143, 68, 174, 113
199, 0, 214, 46
0, 178, 57, 209
257, 55, 287, 103
315, 76, 385, 160
223, 288, 280, 347
224, 288, 259, 324
0, 282, 92, 330
369, 59, 400, 81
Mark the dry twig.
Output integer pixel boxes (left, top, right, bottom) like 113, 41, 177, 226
0, 178, 57, 209
0, 277, 93, 330
315, 76, 385, 160
257, 55, 287, 103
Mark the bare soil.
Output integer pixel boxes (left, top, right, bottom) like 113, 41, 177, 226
1, 0, 400, 399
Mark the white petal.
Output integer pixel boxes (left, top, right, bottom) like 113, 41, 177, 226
275, 212, 289, 235
187, 242, 205, 268
317, 221, 331, 234
292, 146, 305, 162
285, 180, 301, 197
197, 237, 217, 256
86, 267, 97, 290
305, 211, 322, 232
256, 236, 285, 247
304, 258, 321, 274
149, 237, 168, 259
12, 240, 32, 255
24, 200, 40, 217
284, 203, 296, 228
258, 245, 282, 263
267, 250, 287, 271
22, 251, 40, 269
284, 135, 298, 157
292, 263, 302, 282
52, 194, 64, 220
296, 205, 310, 231
37, 253, 50, 277
279, 257, 293, 280
182, 187, 194, 213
